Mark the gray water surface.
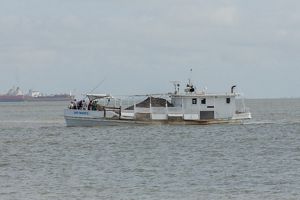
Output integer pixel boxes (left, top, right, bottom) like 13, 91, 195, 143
0, 99, 300, 200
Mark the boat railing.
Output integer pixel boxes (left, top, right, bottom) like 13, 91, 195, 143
183, 108, 200, 114
151, 107, 167, 114
121, 109, 134, 114
167, 107, 183, 114
134, 107, 151, 113
236, 107, 250, 114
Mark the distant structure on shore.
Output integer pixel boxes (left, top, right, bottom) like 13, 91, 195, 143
0, 86, 74, 102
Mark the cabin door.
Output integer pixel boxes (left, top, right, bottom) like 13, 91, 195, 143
200, 111, 215, 119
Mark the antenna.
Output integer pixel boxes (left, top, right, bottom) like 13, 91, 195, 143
183, 68, 196, 93
170, 81, 180, 94
188, 68, 193, 86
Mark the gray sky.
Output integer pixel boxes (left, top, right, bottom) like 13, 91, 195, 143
0, 0, 299, 98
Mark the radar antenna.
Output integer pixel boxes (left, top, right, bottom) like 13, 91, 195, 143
184, 68, 196, 93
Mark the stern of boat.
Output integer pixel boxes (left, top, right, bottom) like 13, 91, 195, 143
232, 111, 252, 120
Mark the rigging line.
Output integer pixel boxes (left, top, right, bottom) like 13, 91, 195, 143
89, 77, 107, 93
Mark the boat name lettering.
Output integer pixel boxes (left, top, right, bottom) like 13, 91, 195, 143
74, 111, 89, 115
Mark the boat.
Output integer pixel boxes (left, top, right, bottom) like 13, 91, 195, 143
0, 86, 25, 102
25, 89, 74, 101
24, 94, 74, 101
64, 80, 251, 127
0, 87, 74, 102
0, 95, 25, 102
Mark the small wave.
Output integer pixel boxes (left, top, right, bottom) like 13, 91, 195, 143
0, 119, 63, 124
243, 120, 275, 125
243, 119, 300, 125
0, 163, 10, 168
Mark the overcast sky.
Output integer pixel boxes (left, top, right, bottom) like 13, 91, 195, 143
0, 0, 299, 98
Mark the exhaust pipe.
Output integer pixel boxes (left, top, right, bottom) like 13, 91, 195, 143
231, 85, 236, 93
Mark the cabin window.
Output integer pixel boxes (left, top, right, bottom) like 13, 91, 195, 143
226, 98, 231, 104
201, 98, 206, 104
192, 98, 197, 104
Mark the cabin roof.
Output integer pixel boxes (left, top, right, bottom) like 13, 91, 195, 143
86, 93, 111, 101
170, 93, 239, 98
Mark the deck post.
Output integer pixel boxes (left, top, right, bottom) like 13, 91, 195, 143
181, 97, 184, 114
149, 96, 152, 113
134, 97, 136, 114
165, 98, 168, 114
120, 99, 122, 110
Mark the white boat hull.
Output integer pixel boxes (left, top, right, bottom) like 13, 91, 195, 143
64, 109, 251, 127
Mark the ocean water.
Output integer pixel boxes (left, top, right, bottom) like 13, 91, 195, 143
0, 99, 300, 200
